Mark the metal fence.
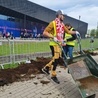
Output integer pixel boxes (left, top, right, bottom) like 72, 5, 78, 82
0, 38, 98, 67
0, 38, 51, 66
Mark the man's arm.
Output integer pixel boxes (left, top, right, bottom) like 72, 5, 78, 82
43, 22, 54, 38
64, 26, 76, 34
67, 34, 77, 41
43, 31, 54, 38
67, 28, 77, 41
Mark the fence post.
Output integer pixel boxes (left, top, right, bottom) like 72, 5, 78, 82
90, 37, 94, 49
12, 39, 15, 63
8, 39, 12, 63
8, 39, 15, 64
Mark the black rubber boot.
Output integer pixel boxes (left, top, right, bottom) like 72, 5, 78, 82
51, 77, 60, 84
42, 67, 50, 75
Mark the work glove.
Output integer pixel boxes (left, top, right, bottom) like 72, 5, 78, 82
53, 37, 58, 42
76, 31, 80, 36
76, 31, 81, 39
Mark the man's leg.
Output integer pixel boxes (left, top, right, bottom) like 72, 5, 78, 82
61, 46, 68, 67
51, 45, 61, 84
42, 45, 61, 84
68, 46, 73, 59
42, 59, 54, 75
62, 46, 67, 58
50, 45, 54, 57
67, 46, 74, 74
42, 46, 54, 75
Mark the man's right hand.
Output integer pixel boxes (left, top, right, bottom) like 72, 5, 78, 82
53, 37, 58, 42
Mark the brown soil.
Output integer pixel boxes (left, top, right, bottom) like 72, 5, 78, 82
78, 76, 98, 90
0, 57, 64, 86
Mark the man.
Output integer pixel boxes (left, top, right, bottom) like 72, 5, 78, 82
63, 23, 77, 59
42, 10, 76, 84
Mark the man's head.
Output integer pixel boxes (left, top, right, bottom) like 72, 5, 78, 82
56, 10, 64, 21
65, 23, 72, 30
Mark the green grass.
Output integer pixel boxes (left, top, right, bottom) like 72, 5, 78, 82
0, 63, 19, 69
0, 41, 50, 56
0, 38, 98, 56
1, 38, 98, 69
75, 38, 98, 50
14, 42, 50, 53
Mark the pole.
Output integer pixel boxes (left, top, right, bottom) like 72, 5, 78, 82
24, 15, 26, 29
78, 15, 81, 31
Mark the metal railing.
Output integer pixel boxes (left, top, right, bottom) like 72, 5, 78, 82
0, 38, 51, 65
0, 38, 98, 66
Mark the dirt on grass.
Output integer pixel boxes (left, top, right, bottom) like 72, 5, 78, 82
0, 57, 64, 86
0, 50, 98, 86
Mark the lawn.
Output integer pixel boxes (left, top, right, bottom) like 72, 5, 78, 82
0, 38, 98, 56
75, 38, 98, 50
0, 41, 50, 56
0, 38, 98, 69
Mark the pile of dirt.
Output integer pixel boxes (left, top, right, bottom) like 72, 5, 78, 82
0, 57, 64, 86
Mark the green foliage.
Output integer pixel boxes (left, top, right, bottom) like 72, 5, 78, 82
96, 29, 98, 37
88, 28, 98, 37
90, 29, 96, 37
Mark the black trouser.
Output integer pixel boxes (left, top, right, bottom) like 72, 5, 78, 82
50, 45, 54, 57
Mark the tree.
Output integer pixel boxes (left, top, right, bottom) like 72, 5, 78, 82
96, 29, 98, 37
90, 29, 96, 37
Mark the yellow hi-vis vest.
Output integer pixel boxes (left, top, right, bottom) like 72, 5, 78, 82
49, 21, 58, 46
65, 28, 76, 46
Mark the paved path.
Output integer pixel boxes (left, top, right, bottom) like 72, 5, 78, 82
0, 55, 98, 98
